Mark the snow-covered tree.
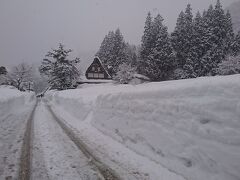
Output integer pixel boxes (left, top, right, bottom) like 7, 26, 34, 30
139, 12, 153, 74
225, 10, 235, 55
216, 55, 240, 75
139, 13, 175, 81
125, 43, 138, 67
171, 4, 194, 69
8, 63, 33, 91
189, 11, 205, 77
113, 63, 136, 84
0, 66, 8, 85
148, 14, 175, 81
111, 28, 128, 73
96, 28, 128, 75
0, 66, 7, 75
39, 44, 80, 90
96, 31, 115, 67
232, 31, 240, 56
197, 0, 234, 76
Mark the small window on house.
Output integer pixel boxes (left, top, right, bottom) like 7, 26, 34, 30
93, 73, 99, 78
98, 67, 101, 72
88, 73, 93, 78
92, 67, 95, 71
98, 73, 104, 78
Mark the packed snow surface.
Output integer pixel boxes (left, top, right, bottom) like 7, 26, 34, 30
47, 75, 240, 180
31, 101, 100, 180
0, 85, 36, 180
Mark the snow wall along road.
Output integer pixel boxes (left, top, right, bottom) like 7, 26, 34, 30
47, 74, 240, 180
0, 86, 36, 180
0, 86, 36, 116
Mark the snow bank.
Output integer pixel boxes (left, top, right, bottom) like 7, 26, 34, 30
48, 75, 240, 180
0, 85, 36, 180
0, 85, 35, 116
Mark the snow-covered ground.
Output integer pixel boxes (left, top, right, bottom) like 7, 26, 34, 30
0, 86, 36, 180
31, 101, 101, 180
47, 74, 240, 180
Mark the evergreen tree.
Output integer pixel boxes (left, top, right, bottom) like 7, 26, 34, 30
147, 14, 175, 81
225, 10, 235, 55
125, 43, 138, 67
198, 1, 232, 76
190, 11, 205, 77
96, 31, 115, 67
139, 12, 153, 74
39, 44, 80, 90
111, 28, 127, 73
232, 31, 240, 56
171, 11, 186, 68
171, 4, 194, 69
96, 28, 127, 75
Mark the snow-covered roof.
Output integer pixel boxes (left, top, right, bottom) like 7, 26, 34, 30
94, 56, 112, 78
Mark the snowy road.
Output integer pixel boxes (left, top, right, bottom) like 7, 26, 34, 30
31, 100, 104, 180
27, 99, 184, 180
1, 95, 183, 180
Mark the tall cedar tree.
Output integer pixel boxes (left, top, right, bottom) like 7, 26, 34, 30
96, 31, 115, 68
112, 28, 128, 73
96, 28, 134, 75
148, 14, 175, 81
139, 12, 153, 74
200, 0, 233, 75
225, 10, 235, 55
190, 11, 205, 77
232, 31, 240, 56
39, 44, 80, 90
171, 4, 194, 69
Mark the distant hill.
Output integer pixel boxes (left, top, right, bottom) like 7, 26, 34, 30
226, 0, 240, 34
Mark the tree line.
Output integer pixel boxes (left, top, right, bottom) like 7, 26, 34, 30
97, 0, 240, 82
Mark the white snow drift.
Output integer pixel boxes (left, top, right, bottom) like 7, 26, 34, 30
47, 74, 240, 180
0, 85, 36, 180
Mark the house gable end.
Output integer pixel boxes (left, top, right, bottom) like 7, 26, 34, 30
85, 57, 112, 79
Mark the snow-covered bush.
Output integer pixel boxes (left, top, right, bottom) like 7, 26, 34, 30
170, 68, 188, 80
0, 74, 8, 85
114, 63, 136, 84
216, 55, 240, 75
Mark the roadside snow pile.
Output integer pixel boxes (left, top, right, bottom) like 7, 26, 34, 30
0, 85, 36, 180
0, 85, 35, 116
48, 75, 240, 180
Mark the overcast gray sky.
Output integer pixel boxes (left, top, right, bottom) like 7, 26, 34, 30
0, 0, 237, 68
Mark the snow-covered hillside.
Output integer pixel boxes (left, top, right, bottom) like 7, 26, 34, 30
47, 75, 240, 180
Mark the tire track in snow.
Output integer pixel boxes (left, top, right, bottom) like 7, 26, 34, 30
18, 100, 38, 180
32, 100, 101, 180
46, 104, 121, 180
